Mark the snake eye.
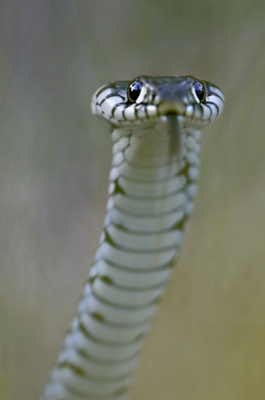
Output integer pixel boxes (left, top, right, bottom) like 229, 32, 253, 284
194, 81, 206, 102
128, 80, 142, 102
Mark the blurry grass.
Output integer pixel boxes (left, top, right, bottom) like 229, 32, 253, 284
1, 1, 265, 399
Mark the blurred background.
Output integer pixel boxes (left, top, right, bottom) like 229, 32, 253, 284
1, 1, 265, 399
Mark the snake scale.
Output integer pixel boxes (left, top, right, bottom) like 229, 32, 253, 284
40, 75, 224, 400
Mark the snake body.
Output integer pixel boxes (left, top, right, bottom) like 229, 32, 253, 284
40, 75, 224, 400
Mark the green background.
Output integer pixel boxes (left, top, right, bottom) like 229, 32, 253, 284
1, 1, 265, 399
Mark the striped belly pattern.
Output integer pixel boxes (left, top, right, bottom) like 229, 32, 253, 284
41, 126, 201, 400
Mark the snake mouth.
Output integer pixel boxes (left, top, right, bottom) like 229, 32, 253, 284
157, 101, 186, 116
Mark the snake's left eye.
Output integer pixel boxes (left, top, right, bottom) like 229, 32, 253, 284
128, 80, 142, 102
194, 81, 206, 103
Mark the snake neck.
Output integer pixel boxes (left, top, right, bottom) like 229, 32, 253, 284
94, 126, 201, 269
108, 124, 200, 220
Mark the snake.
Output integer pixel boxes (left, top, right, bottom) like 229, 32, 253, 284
40, 75, 224, 400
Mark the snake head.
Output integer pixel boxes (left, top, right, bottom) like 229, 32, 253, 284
91, 75, 224, 130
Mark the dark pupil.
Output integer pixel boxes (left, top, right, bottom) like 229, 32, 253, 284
128, 81, 141, 102
194, 82, 205, 102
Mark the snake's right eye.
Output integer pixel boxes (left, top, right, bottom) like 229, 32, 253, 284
127, 80, 142, 102
194, 81, 206, 103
